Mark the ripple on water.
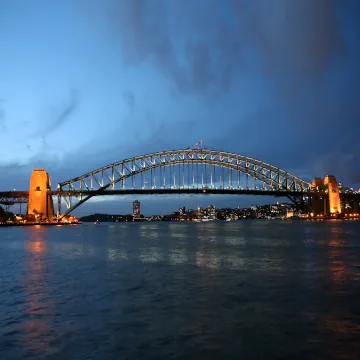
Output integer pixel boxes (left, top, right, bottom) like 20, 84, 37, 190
0, 221, 359, 359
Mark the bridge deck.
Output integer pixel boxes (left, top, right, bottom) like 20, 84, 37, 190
1, 188, 359, 205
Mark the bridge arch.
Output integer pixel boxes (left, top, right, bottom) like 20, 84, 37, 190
57, 149, 312, 218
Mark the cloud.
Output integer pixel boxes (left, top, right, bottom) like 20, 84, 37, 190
42, 88, 79, 136
21, 89, 80, 167
310, 147, 360, 185
122, 90, 135, 112
235, 0, 345, 76
100, 0, 345, 95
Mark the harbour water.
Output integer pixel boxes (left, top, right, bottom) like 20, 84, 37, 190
1, 221, 360, 359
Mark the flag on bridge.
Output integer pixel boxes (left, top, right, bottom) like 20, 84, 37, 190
195, 140, 203, 149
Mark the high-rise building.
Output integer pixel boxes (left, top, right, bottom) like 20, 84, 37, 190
133, 200, 140, 219
179, 207, 186, 216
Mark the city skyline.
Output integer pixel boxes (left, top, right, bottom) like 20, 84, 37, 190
1, 0, 360, 214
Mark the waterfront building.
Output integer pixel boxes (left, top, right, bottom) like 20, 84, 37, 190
133, 200, 140, 219
197, 207, 205, 218
208, 205, 216, 220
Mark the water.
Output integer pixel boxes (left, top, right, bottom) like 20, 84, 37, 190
1, 221, 360, 360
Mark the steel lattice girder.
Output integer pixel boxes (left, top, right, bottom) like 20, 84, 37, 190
0, 192, 29, 205
0, 197, 28, 205
59, 149, 312, 192
56, 149, 315, 218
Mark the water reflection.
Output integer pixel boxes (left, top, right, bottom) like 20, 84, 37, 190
323, 315, 360, 360
53, 242, 85, 259
139, 246, 163, 263
2, 221, 360, 360
321, 223, 360, 359
327, 224, 350, 284
169, 248, 188, 265
22, 228, 55, 356
196, 223, 221, 244
107, 248, 129, 261
103, 222, 294, 271
168, 223, 190, 240
224, 254, 247, 270
196, 248, 221, 269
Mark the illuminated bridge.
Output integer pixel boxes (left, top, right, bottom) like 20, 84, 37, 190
1, 148, 359, 219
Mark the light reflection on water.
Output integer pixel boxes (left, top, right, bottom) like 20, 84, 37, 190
139, 246, 164, 263
21, 228, 55, 357
169, 248, 188, 265
0, 221, 359, 359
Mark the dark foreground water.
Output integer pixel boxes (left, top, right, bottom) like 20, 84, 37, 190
1, 221, 360, 360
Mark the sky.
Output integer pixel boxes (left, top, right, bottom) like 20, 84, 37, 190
1, 0, 360, 215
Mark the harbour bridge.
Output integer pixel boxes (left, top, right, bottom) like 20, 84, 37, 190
0, 148, 359, 220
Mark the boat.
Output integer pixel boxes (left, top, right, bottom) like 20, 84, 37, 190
201, 218, 215, 222
94, 220, 100, 224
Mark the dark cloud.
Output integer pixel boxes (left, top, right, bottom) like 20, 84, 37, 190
103, 0, 345, 95
310, 147, 360, 186
95, 0, 360, 187
42, 88, 79, 136
55, 0, 360, 213
25, 89, 80, 163
122, 90, 135, 112
235, 0, 345, 77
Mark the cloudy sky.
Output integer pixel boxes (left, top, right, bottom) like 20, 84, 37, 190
1, 0, 360, 215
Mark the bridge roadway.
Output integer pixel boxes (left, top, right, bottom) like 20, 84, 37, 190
1, 189, 359, 205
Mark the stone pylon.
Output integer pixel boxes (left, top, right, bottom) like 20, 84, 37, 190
27, 169, 54, 221
324, 175, 341, 214
311, 175, 341, 216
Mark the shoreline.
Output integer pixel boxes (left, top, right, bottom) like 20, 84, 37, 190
0, 222, 82, 227
1, 218, 358, 227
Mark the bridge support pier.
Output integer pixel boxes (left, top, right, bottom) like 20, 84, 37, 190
27, 169, 54, 221
310, 175, 341, 217
57, 193, 61, 221
324, 175, 341, 215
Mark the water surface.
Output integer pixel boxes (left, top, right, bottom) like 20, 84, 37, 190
1, 221, 360, 359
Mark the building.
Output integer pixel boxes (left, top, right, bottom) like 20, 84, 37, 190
133, 200, 140, 219
179, 207, 186, 216
208, 205, 216, 220
197, 207, 205, 218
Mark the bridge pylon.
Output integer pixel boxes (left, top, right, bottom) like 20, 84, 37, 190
27, 169, 54, 221
310, 175, 341, 216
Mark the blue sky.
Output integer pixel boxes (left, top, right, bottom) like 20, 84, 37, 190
1, 0, 360, 215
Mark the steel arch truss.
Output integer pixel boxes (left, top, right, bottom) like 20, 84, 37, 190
0, 192, 29, 206
57, 149, 312, 218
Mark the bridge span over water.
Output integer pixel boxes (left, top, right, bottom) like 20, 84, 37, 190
0, 148, 359, 220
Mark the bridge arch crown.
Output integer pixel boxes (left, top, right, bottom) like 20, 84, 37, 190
57, 149, 312, 218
